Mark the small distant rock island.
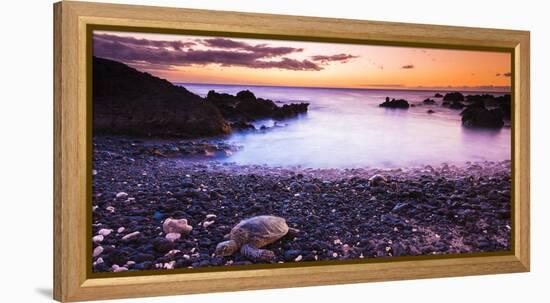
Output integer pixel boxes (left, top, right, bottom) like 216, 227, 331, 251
379, 91, 511, 128
379, 97, 410, 109
93, 57, 309, 137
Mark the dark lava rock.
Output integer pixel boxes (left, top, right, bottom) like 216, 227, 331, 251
207, 90, 308, 121
434, 93, 443, 98
379, 97, 410, 109
461, 106, 504, 128
230, 120, 256, 131
92, 57, 230, 137
134, 261, 153, 271
273, 103, 309, 120
449, 101, 465, 110
443, 92, 465, 102
283, 249, 302, 261
423, 98, 436, 104
303, 183, 321, 193
152, 237, 175, 253
289, 182, 302, 192
199, 238, 213, 247
427, 109, 435, 114
132, 253, 155, 263
392, 202, 411, 213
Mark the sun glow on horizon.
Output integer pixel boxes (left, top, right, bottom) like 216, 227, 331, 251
93, 31, 512, 92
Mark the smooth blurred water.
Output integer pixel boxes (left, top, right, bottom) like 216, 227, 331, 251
181, 83, 511, 168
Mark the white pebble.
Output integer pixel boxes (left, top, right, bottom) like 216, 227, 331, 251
294, 255, 303, 262
332, 252, 338, 258
93, 257, 104, 266
112, 264, 128, 272
126, 261, 136, 266
333, 239, 342, 245
106, 206, 115, 213
98, 229, 112, 236
165, 232, 181, 242
164, 261, 176, 269
92, 235, 104, 243
165, 250, 181, 257
202, 221, 215, 228
206, 214, 217, 219
163, 218, 192, 234
117, 227, 125, 233
115, 192, 128, 199
93, 246, 104, 257
92, 169, 98, 175
122, 231, 140, 240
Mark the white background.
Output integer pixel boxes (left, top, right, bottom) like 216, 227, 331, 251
0, 0, 548, 302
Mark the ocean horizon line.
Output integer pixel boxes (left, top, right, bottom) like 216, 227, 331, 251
174, 81, 511, 94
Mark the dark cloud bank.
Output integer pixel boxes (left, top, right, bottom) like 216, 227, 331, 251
93, 34, 358, 71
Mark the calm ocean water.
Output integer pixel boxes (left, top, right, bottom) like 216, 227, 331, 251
179, 83, 511, 168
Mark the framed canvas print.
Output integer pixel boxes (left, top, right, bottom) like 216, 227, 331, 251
53, 1, 530, 302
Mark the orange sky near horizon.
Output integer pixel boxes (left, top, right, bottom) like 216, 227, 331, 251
93, 31, 512, 92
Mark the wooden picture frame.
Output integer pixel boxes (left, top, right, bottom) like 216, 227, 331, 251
53, 1, 530, 301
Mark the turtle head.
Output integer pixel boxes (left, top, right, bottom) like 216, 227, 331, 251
215, 240, 239, 257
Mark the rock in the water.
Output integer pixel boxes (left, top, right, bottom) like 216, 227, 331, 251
427, 109, 435, 114
206, 90, 308, 121
434, 93, 443, 98
443, 92, 464, 102
423, 98, 436, 104
230, 120, 256, 131
162, 218, 193, 235
379, 97, 410, 109
461, 106, 504, 128
449, 101, 465, 110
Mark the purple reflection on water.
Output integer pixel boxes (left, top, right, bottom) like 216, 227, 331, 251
182, 83, 511, 168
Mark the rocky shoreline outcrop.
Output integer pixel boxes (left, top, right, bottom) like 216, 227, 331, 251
206, 90, 309, 123
93, 57, 309, 137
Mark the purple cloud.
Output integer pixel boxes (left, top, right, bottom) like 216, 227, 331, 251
310, 53, 358, 63
496, 72, 512, 77
201, 38, 303, 58
93, 34, 356, 72
94, 33, 195, 51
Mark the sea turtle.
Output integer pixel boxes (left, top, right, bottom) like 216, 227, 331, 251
215, 215, 299, 261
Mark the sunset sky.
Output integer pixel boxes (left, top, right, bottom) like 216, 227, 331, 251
93, 31, 511, 91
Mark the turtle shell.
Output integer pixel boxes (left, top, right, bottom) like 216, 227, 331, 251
231, 215, 289, 248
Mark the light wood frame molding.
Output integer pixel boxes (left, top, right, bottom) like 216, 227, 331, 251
53, 1, 530, 301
